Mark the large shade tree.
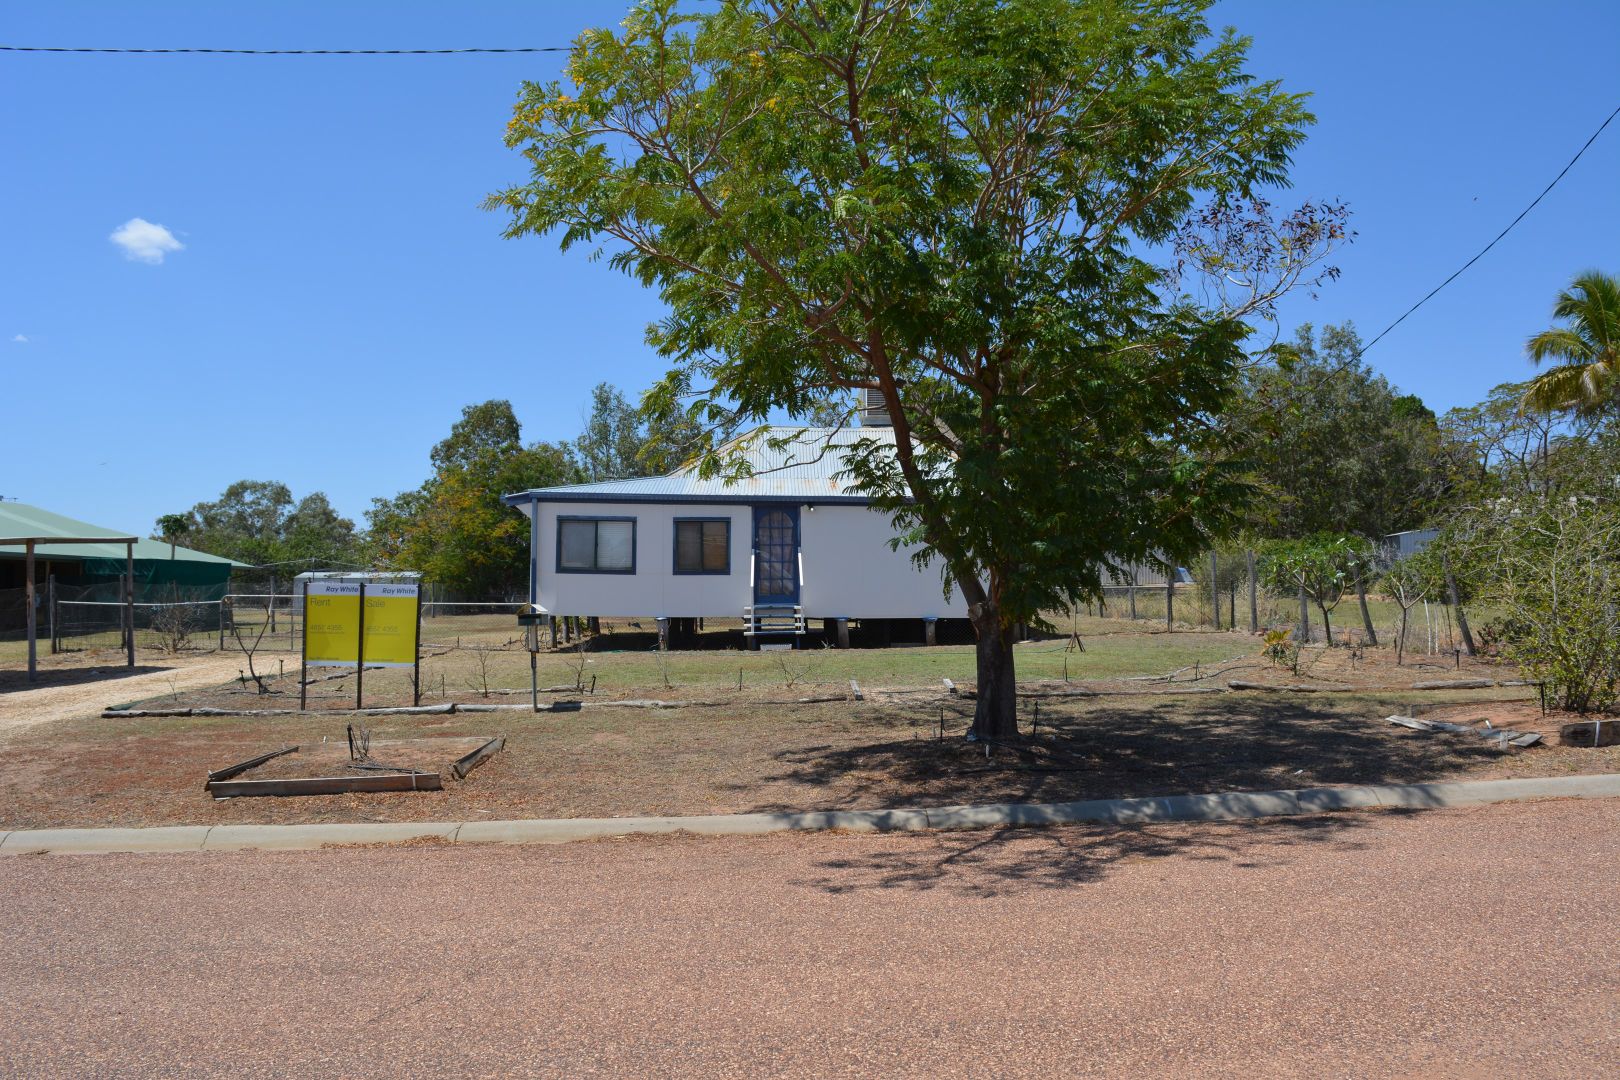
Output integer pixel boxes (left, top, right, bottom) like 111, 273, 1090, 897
489, 0, 1346, 736
1241, 323, 1446, 541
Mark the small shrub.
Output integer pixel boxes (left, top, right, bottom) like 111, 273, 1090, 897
1261, 629, 1299, 674
1467, 497, 1620, 713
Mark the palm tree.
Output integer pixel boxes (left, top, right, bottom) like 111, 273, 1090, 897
1521, 271, 1620, 417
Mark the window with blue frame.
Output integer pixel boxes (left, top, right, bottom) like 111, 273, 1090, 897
557, 517, 636, 573
674, 518, 730, 574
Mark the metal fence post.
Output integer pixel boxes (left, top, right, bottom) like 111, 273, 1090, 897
355, 581, 367, 711
124, 541, 135, 668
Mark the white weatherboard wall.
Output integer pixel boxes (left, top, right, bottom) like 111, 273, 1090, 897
799, 504, 963, 619
525, 500, 964, 620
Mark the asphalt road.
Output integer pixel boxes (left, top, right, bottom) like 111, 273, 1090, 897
2, 799, 1616, 1078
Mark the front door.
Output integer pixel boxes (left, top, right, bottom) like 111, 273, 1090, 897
752, 506, 800, 605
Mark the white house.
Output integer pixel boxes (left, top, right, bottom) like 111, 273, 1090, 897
503, 423, 967, 647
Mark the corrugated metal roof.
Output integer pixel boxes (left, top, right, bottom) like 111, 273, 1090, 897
0, 502, 134, 544
506, 426, 899, 504
0, 502, 251, 566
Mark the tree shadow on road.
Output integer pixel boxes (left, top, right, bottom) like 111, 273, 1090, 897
793, 811, 1396, 897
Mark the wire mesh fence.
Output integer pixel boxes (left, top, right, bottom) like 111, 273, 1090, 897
49, 587, 224, 654
1066, 582, 1285, 631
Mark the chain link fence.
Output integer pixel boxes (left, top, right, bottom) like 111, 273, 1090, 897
15, 581, 225, 654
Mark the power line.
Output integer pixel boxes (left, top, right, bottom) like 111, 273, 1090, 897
1357, 101, 1620, 360
0, 44, 568, 55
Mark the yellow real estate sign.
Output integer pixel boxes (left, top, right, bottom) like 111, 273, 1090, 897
303, 580, 418, 668
362, 583, 419, 668
304, 581, 362, 667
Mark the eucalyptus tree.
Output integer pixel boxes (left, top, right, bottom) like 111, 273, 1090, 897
489, 0, 1347, 736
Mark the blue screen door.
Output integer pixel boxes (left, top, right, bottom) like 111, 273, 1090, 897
752, 506, 800, 604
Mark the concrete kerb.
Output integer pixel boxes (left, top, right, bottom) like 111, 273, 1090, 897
3, 774, 1617, 855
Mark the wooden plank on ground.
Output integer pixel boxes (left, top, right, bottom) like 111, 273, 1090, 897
207, 772, 444, 798
1559, 720, 1620, 747
451, 736, 506, 780
204, 745, 299, 788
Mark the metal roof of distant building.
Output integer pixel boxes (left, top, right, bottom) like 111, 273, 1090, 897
504, 426, 898, 504
0, 501, 252, 566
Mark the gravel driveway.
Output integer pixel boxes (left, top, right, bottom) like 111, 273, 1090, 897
0, 653, 248, 741
2, 798, 1616, 1077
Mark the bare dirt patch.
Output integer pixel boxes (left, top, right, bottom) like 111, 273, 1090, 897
3, 682, 1609, 832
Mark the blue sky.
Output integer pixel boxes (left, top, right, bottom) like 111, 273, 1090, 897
3, 1, 1617, 534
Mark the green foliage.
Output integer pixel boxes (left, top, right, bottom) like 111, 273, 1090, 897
1437, 381, 1562, 503
166, 480, 362, 570
1188, 544, 1248, 617
1461, 494, 1620, 713
488, 0, 1345, 724
575, 381, 714, 480
1260, 533, 1370, 644
154, 513, 191, 551
1379, 549, 1442, 610
1240, 322, 1444, 539
1521, 270, 1620, 418
1379, 548, 1445, 663
575, 383, 647, 482
1260, 628, 1299, 674
368, 401, 578, 597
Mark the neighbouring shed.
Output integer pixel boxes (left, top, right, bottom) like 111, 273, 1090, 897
0, 501, 249, 680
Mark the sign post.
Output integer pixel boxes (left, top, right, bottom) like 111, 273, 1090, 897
299, 581, 309, 710
519, 607, 545, 713
355, 582, 367, 711
413, 594, 424, 706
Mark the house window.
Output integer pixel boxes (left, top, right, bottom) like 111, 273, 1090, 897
674, 518, 730, 574
557, 517, 636, 574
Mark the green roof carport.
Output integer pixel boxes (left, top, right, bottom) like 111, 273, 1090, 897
0, 502, 251, 681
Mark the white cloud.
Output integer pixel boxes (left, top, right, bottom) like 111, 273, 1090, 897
109, 217, 184, 264
11, 334, 26, 343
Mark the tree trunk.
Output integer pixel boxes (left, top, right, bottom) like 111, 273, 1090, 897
1396, 607, 1408, 666
970, 610, 1018, 739
1441, 554, 1477, 657
1356, 575, 1378, 646
1246, 549, 1258, 632
1318, 603, 1333, 646
1296, 585, 1310, 644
